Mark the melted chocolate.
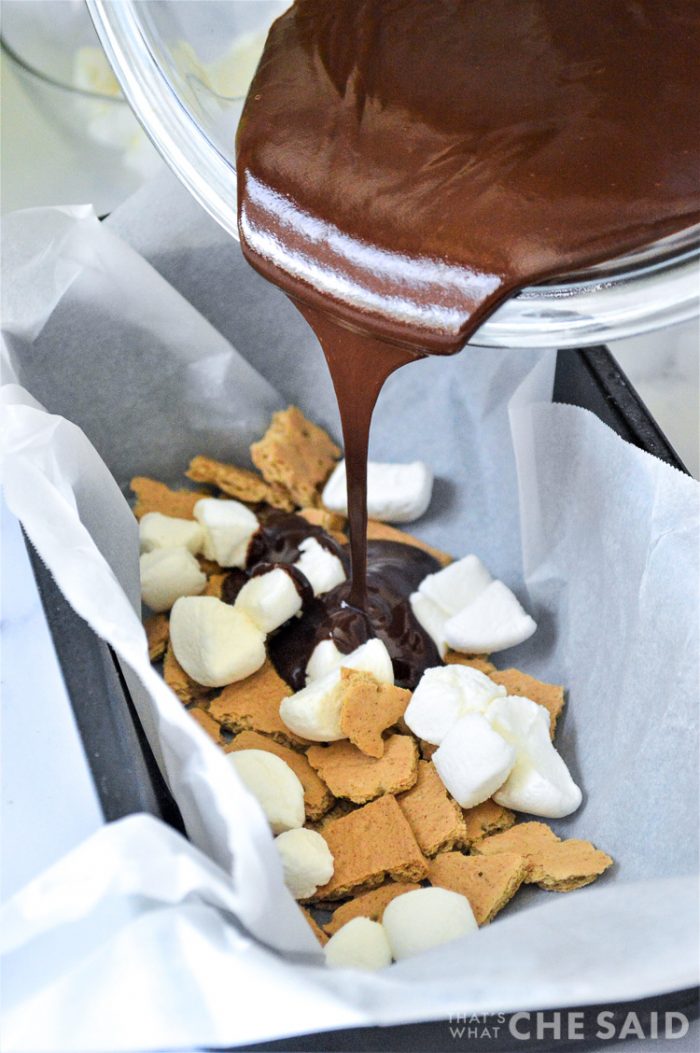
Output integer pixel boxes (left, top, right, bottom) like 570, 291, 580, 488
220, 514, 441, 689
236, 1, 700, 673
267, 540, 442, 691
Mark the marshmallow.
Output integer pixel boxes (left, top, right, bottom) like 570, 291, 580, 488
340, 638, 394, 684
228, 749, 305, 834
294, 537, 346, 596
382, 887, 477, 961
409, 592, 449, 657
305, 639, 344, 683
235, 568, 302, 633
274, 828, 334, 899
139, 512, 204, 555
487, 696, 582, 817
324, 917, 392, 971
322, 459, 433, 524
280, 638, 394, 741
403, 664, 506, 745
139, 547, 206, 613
73, 45, 121, 95
433, 712, 516, 808
169, 595, 266, 687
193, 498, 258, 568
444, 580, 537, 654
418, 554, 493, 614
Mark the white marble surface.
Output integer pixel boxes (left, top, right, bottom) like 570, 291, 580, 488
1, 21, 698, 1051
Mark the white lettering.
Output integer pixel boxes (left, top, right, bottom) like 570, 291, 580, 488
596, 1011, 616, 1039
666, 1012, 689, 1039
509, 1012, 531, 1040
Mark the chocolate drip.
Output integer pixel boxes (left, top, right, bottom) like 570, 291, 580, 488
236, 0, 700, 642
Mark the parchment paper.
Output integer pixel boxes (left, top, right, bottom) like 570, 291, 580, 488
1, 181, 698, 1052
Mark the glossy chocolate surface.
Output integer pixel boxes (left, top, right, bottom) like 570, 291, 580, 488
235, 0, 700, 663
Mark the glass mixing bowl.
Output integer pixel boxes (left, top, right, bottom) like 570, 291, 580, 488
87, 0, 699, 349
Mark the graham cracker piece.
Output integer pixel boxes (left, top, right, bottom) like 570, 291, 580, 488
301, 907, 328, 946
307, 799, 357, 833
306, 735, 418, 804
473, 821, 613, 891
428, 851, 527, 925
163, 644, 212, 704
188, 706, 224, 743
209, 659, 310, 749
203, 573, 227, 599
251, 406, 340, 508
339, 669, 411, 758
130, 477, 206, 520
145, 613, 169, 662
397, 760, 467, 857
490, 668, 565, 738
186, 455, 293, 511
310, 795, 429, 901
225, 730, 334, 821
366, 521, 451, 566
419, 740, 438, 761
299, 507, 348, 545
462, 799, 516, 846
445, 652, 496, 675
198, 556, 224, 577
323, 882, 421, 936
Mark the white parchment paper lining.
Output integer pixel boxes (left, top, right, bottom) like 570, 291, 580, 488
1, 193, 698, 1052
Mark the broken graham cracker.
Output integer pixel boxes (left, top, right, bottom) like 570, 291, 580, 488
339, 669, 411, 758
188, 706, 225, 744
397, 760, 467, 857
130, 476, 206, 520
251, 406, 340, 508
310, 794, 429, 901
225, 730, 334, 822
163, 644, 213, 704
419, 740, 438, 761
473, 821, 613, 892
323, 882, 422, 936
186, 454, 294, 511
301, 907, 328, 946
462, 799, 516, 846
307, 799, 357, 833
428, 852, 527, 925
208, 659, 310, 749
145, 613, 169, 662
366, 520, 451, 566
490, 668, 565, 738
203, 573, 227, 599
444, 652, 496, 675
306, 735, 419, 804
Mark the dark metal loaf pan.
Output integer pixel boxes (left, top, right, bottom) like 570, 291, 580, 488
25, 346, 695, 1053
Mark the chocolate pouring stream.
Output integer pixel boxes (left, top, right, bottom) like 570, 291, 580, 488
234, 0, 700, 687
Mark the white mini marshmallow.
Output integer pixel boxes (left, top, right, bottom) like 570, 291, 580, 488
403, 664, 506, 745
274, 828, 334, 899
322, 459, 433, 524
235, 568, 302, 633
228, 749, 305, 834
487, 696, 582, 817
193, 498, 258, 568
139, 547, 206, 613
324, 918, 392, 971
433, 712, 516, 808
281, 638, 394, 741
340, 638, 394, 684
444, 579, 537, 654
305, 639, 345, 682
294, 537, 346, 596
169, 595, 266, 687
409, 592, 449, 657
139, 512, 204, 555
382, 887, 477, 961
418, 554, 493, 614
